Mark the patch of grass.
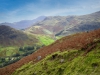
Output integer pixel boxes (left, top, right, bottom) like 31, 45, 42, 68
0, 46, 18, 56
37, 35, 54, 46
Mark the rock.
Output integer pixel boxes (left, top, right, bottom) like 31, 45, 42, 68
37, 56, 41, 60
60, 59, 64, 63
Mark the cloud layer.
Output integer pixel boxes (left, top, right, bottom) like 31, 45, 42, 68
0, 0, 100, 23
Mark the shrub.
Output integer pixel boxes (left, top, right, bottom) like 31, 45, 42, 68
91, 63, 99, 67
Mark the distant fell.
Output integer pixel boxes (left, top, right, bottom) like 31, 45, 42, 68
0, 16, 46, 29
26, 11, 100, 36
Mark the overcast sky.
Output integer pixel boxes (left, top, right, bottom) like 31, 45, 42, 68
0, 0, 100, 23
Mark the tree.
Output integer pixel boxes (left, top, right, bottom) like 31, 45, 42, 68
19, 47, 24, 51
12, 53, 20, 57
24, 46, 34, 50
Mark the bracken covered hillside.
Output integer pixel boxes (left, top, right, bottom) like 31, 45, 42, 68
0, 28, 100, 75
13, 47, 100, 75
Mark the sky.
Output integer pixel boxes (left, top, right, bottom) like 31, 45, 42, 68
0, 0, 100, 23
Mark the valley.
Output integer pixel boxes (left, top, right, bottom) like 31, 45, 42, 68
0, 11, 100, 75
0, 27, 100, 75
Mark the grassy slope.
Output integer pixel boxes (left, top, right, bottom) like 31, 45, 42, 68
12, 42, 100, 75
37, 35, 54, 46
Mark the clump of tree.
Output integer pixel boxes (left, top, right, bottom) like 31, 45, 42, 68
0, 44, 45, 68
0, 57, 21, 68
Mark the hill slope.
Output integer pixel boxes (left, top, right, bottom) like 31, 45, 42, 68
13, 48, 100, 75
0, 25, 37, 46
0, 25, 55, 68
0, 28, 100, 75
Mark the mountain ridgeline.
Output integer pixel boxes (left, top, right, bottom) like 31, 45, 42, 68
25, 11, 100, 36
0, 16, 46, 29
0, 28, 100, 75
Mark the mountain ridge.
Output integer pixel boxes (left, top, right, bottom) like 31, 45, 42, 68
25, 11, 100, 36
0, 16, 46, 29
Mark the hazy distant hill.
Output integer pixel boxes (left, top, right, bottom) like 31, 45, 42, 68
25, 11, 100, 36
0, 16, 46, 29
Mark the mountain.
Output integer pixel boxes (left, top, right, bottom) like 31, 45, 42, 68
57, 11, 100, 36
25, 11, 100, 36
1, 28, 100, 75
0, 16, 46, 29
0, 25, 38, 46
25, 16, 69, 35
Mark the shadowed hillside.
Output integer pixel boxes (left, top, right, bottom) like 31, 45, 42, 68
0, 25, 37, 46
0, 28, 100, 75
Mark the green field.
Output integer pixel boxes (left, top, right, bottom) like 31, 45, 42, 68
0, 46, 18, 56
37, 35, 55, 46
